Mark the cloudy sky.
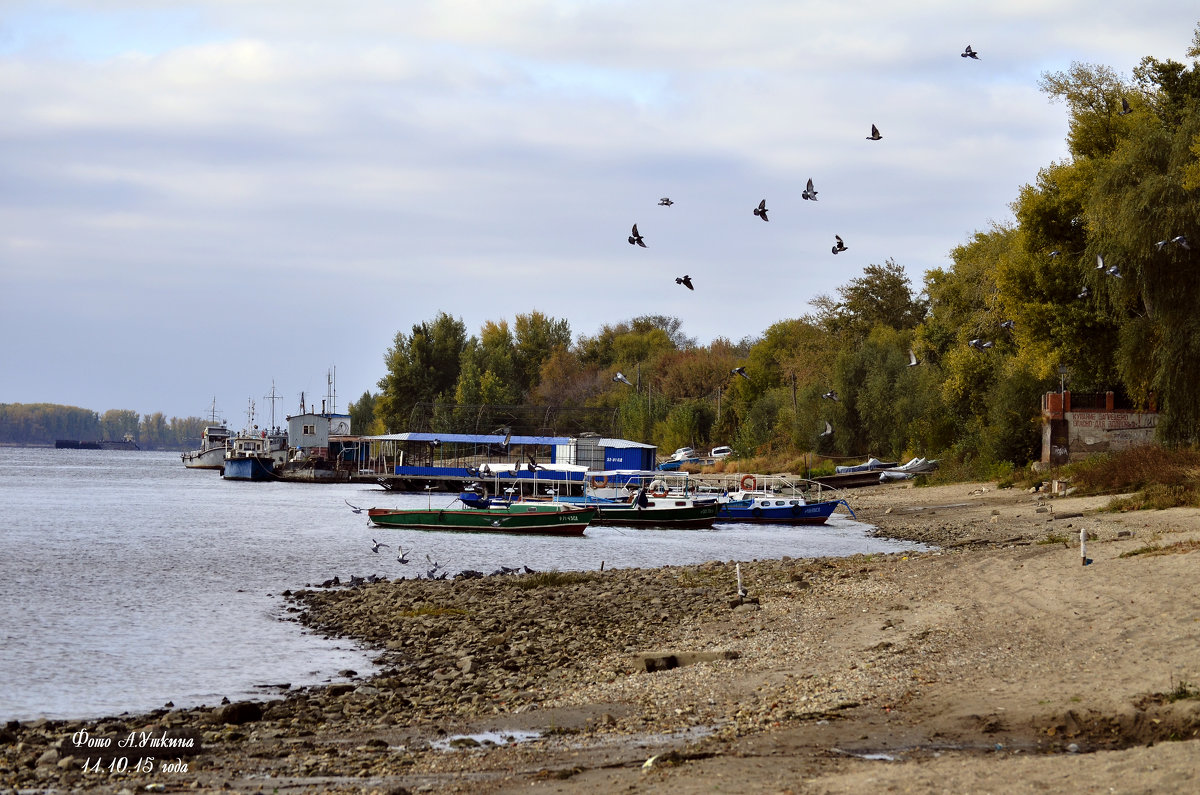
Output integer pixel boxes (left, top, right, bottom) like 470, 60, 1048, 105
2, 2, 1196, 423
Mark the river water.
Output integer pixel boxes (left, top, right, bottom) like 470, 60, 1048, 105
0, 447, 922, 721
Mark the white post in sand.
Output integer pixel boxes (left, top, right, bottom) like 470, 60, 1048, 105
1080, 527, 1087, 566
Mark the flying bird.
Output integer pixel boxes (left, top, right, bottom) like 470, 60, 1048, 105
345, 499, 364, 514
1118, 96, 1132, 116
731, 366, 750, 380
370, 539, 389, 554
1106, 265, 1122, 278
961, 44, 980, 59
1078, 286, 1091, 299
822, 390, 839, 401
613, 371, 632, 386
527, 453, 542, 470
1156, 239, 1170, 251
396, 546, 410, 564
832, 235, 847, 254
1049, 250, 1060, 258
820, 420, 833, 437
867, 123, 882, 141
999, 320, 1015, 330
753, 199, 769, 221
1173, 235, 1190, 250
675, 275, 694, 290
802, 178, 818, 201
658, 197, 674, 206
907, 348, 920, 367
628, 223, 646, 247
968, 339, 993, 350
1096, 255, 1106, 270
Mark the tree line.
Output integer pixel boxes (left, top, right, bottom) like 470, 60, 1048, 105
0, 403, 214, 450
350, 28, 1200, 472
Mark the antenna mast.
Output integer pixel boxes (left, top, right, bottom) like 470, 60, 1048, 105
263, 380, 283, 430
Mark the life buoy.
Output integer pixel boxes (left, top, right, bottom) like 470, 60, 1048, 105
651, 489, 668, 498
649, 479, 668, 498
590, 475, 609, 488
740, 474, 757, 491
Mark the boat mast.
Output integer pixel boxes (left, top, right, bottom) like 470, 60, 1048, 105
263, 380, 282, 430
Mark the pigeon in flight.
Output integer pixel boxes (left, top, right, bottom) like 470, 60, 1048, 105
1173, 235, 1190, 250
999, 320, 1015, 330
1078, 286, 1091, 299
675, 274, 694, 290
753, 199, 769, 221
1096, 255, 1106, 270
907, 348, 920, 367
1156, 239, 1170, 251
832, 234, 847, 254
1049, 250, 1060, 258
345, 499, 364, 514
613, 371, 632, 386
396, 548, 410, 565
1118, 97, 1132, 116
658, 197, 674, 206
820, 420, 833, 437
867, 123, 882, 141
822, 390, 839, 401
1106, 265, 1122, 278
628, 223, 646, 247
968, 339, 993, 350
802, 178, 818, 201
731, 366, 750, 380
371, 539, 389, 553
962, 44, 980, 59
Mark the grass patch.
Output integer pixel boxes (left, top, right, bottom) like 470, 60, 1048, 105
505, 571, 598, 590
1038, 533, 1070, 546
1118, 539, 1200, 558
1164, 679, 1200, 703
1036, 446, 1200, 506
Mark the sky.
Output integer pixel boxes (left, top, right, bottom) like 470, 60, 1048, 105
2, 1, 1197, 424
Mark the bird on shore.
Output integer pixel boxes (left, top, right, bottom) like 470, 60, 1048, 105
867, 123, 882, 140
345, 499, 364, 514
908, 348, 920, 367
753, 199, 769, 221
675, 274, 694, 290
832, 234, 847, 254
370, 539, 389, 553
962, 44, 980, 59
822, 390, 839, 401
613, 371, 632, 386
628, 223, 646, 247
658, 197, 673, 206
802, 178, 818, 201
731, 366, 750, 380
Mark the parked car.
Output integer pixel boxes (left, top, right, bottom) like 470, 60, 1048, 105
710, 445, 733, 459
670, 447, 697, 461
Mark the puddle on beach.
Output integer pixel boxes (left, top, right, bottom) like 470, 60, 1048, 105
431, 729, 543, 751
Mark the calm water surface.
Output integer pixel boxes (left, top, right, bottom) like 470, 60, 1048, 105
0, 447, 922, 721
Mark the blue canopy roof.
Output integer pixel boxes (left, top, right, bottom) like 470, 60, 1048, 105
363, 431, 571, 445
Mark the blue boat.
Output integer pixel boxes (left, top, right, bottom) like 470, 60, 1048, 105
716, 493, 853, 524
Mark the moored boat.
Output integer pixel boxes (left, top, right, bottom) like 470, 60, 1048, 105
367, 502, 595, 535
222, 434, 278, 481
716, 491, 851, 524
182, 424, 231, 469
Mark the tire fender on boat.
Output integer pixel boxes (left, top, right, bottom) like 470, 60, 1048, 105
740, 474, 757, 491
751, 507, 762, 518
791, 504, 803, 517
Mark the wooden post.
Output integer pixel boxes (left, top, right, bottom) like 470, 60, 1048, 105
1080, 527, 1087, 566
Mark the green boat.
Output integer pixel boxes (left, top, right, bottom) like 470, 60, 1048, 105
367, 502, 595, 536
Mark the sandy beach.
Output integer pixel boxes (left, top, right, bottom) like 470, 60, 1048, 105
3, 479, 1199, 793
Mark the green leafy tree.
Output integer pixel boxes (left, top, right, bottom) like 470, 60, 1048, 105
375, 312, 467, 432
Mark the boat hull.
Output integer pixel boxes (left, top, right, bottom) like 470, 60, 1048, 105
182, 447, 227, 469
367, 505, 594, 535
716, 499, 842, 525
222, 456, 276, 481
590, 501, 719, 529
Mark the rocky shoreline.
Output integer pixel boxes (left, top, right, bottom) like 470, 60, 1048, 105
3, 481, 1200, 793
